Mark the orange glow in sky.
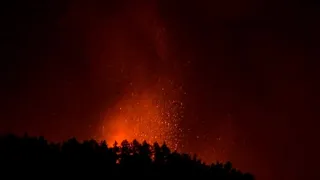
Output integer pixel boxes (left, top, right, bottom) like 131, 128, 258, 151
102, 82, 184, 149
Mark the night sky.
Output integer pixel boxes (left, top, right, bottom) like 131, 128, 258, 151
1, 1, 319, 180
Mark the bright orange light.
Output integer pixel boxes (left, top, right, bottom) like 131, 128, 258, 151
102, 82, 184, 149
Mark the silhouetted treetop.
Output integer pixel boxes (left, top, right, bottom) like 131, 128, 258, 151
0, 134, 254, 179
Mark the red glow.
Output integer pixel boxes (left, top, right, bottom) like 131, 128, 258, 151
102, 82, 184, 150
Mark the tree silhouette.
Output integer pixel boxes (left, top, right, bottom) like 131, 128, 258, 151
0, 134, 255, 179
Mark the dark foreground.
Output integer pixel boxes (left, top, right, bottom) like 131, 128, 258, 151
0, 134, 254, 179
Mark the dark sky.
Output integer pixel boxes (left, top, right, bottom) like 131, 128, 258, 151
1, 1, 320, 180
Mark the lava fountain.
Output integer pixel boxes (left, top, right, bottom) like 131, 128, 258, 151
96, 2, 184, 149
102, 79, 184, 149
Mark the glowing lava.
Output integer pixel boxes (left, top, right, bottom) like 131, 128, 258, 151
102, 80, 184, 150
88, 1, 186, 150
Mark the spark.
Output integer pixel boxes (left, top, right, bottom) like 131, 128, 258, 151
102, 81, 185, 151
98, 14, 185, 151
